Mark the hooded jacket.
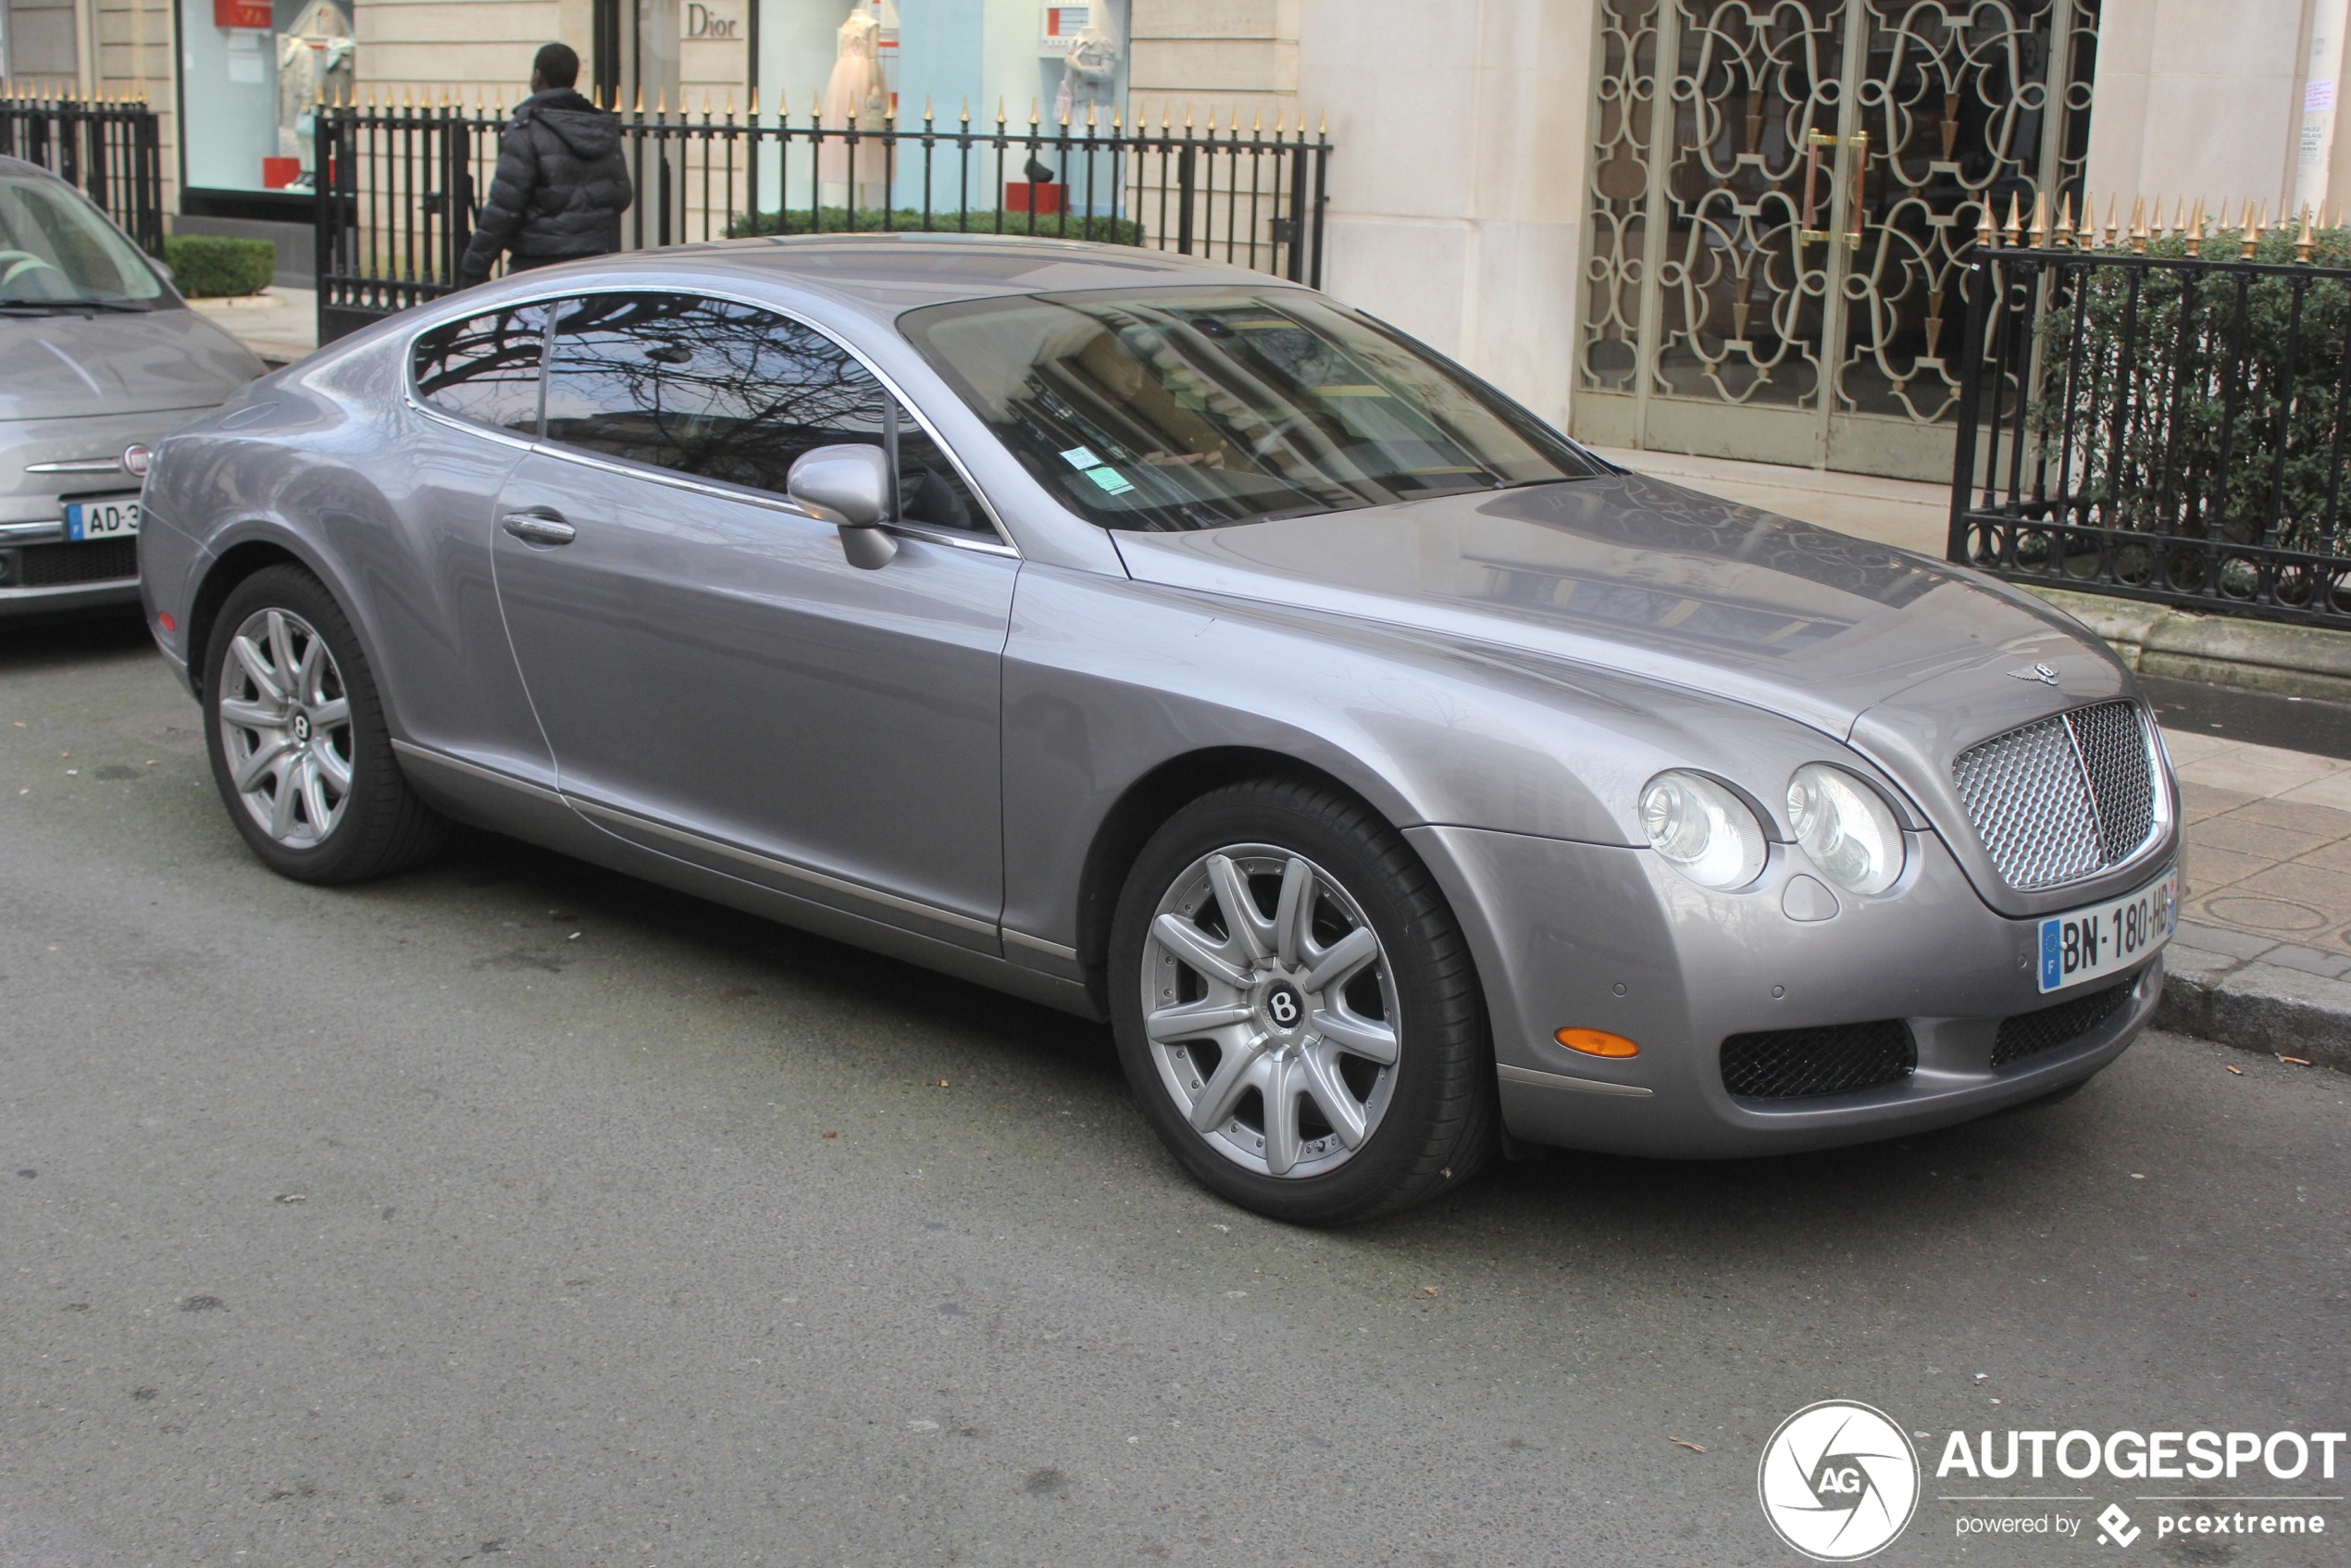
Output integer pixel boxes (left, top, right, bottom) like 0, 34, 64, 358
457, 88, 634, 285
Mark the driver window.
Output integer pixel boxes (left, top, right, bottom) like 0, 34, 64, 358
541, 292, 990, 535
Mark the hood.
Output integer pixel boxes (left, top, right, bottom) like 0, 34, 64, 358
519, 91, 621, 159
0, 305, 265, 421
1109, 470, 2127, 760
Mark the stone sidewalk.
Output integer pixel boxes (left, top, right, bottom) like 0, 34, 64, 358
2159, 729, 2351, 1066
188, 286, 317, 367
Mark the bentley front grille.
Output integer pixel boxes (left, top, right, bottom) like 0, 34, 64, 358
1950, 701, 2158, 891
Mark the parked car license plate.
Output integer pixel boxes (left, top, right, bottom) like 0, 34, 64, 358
65, 497, 140, 541
2037, 868, 2178, 994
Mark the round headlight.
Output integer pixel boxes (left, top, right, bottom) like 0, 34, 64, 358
1785, 764, 1905, 896
1639, 770, 1767, 890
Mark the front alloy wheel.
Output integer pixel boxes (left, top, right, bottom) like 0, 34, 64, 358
217, 606, 354, 848
1141, 844, 1400, 1178
1109, 778, 1498, 1224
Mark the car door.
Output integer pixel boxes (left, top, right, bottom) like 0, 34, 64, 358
490, 290, 1018, 952
392, 301, 558, 785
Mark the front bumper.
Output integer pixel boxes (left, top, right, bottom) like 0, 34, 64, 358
0, 573, 143, 620
1411, 824, 2169, 1159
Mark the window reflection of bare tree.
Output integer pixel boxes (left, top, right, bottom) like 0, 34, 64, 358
415, 310, 544, 400
547, 295, 886, 493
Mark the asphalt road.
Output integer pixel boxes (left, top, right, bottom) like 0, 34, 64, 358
3, 615, 2346, 1568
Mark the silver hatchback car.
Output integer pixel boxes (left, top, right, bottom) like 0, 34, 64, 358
139, 236, 2180, 1222
0, 156, 263, 617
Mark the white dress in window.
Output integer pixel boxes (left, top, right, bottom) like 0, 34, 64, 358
819, 9, 889, 211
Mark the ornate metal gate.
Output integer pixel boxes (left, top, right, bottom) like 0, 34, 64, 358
1576, 0, 2098, 479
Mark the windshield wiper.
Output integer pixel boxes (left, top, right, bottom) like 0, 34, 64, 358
0, 299, 153, 315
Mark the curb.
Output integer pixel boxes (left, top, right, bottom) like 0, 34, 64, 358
2158, 947, 2351, 1071
2025, 586, 2351, 703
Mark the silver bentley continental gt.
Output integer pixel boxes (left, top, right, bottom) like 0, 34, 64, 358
137, 236, 2181, 1223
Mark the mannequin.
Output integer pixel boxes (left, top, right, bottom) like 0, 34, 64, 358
1054, 22, 1119, 123
276, 0, 355, 187
819, 4, 889, 212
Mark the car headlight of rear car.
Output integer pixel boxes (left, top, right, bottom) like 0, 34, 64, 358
1785, 763, 1905, 896
1639, 770, 1767, 890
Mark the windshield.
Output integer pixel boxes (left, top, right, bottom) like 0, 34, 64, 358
900, 287, 1599, 530
0, 175, 166, 307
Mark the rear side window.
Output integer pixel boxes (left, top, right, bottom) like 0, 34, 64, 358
541, 291, 990, 533
411, 305, 548, 432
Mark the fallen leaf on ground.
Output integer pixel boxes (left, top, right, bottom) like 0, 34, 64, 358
1423, 1287, 1438, 1297
1669, 1437, 1706, 1453
823, 1131, 839, 1139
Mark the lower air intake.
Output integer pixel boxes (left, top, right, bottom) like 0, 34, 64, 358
18, 539, 138, 587
1991, 980, 2136, 1069
1721, 1020, 1918, 1100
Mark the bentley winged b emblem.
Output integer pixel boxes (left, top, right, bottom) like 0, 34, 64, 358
2008, 663, 2060, 686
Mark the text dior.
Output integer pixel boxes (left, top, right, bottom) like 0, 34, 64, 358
1937, 1430, 2346, 1480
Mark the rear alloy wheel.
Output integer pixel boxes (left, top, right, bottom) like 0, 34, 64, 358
203, 565, 444, 884
1110, 778, 1497, 1224
217, 604, 354, 849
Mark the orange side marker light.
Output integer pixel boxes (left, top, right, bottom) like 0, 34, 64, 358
1557, 1027, 1638, 1058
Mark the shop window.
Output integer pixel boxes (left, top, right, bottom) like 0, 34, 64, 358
180, 0, 355, 194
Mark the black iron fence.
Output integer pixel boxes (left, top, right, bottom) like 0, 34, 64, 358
317, 93, 1329, 342
0, 89, 164, 255
1949, 225, 2351, 628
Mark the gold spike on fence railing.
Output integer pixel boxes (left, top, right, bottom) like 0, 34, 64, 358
2003, 191, 2022, 245
2299, 205, 2317, 262
2128, 195, 2147, 252
1975, 202, 1996, 248
2053, 193, 2073, 247
2244, 204, 2264, 257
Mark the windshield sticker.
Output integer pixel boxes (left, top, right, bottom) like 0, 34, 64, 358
1085, 466, 1137, 495
1059, 444, 1101, 469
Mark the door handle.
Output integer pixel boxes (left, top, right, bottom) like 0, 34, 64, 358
501, 510, 576, 546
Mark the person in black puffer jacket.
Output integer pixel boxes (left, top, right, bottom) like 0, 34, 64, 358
456, 44, 633, 286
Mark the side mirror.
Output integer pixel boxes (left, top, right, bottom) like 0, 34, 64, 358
787, 442, 897, 568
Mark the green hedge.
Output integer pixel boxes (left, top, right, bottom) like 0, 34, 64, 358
2034, 226, 2351, 561
163, 235, 276, 298
727, 206, 1143, 246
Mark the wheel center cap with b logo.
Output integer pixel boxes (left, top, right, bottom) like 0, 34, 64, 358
292, 713, 311, 743
1262, 979, 1304, 1031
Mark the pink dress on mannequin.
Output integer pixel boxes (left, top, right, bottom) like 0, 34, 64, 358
819, 9, 889, 209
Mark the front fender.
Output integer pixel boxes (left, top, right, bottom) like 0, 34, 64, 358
997, 563, 1894, 961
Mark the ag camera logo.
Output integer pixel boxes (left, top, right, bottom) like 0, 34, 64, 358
1759, 1400, 1922, 1561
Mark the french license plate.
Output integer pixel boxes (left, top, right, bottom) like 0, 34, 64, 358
65, 497, 140, 541
2037, 868, 2178, 994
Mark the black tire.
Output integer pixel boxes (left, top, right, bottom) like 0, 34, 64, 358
1108, 778, 1498, 1224
202, 564, 445, 884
